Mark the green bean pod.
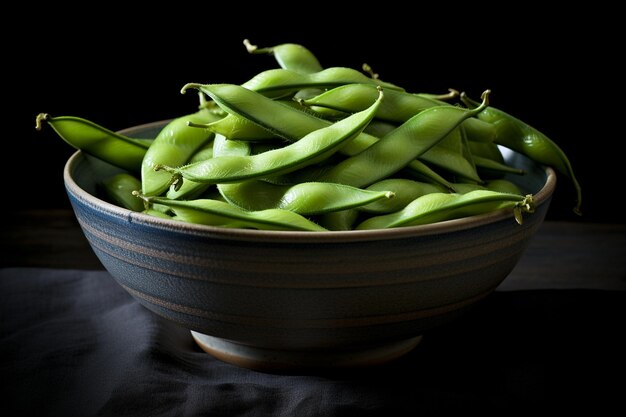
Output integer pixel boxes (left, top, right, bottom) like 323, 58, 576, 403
317, 91, 491, 187
35, 113, 149, 172
139, 195, 327, 232
219, 180, 394, 215
243, 39, 323, 74
99, 173, 145, 211
360, 179, 442, 213
158, 88, 384, 187
142, 109, 221, 196
240, 67, 403, 98
356, 190, 535, 230
462, 93, 582, 214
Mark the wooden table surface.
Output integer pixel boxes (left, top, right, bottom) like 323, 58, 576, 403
2, 210, 625, 291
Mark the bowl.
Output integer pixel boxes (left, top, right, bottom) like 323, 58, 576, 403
63, 120, 555, 371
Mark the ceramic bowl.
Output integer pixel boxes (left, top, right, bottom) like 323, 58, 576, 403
63, 120, 555, 370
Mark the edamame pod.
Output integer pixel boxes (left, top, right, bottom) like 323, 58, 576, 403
201, 113, 276, 141
473, 155, 525, 176
449, 183, 486, 193
142, 109, 221, 196
302, 84, 496, 142
243, 39, 323, 74
187, 140, 215, 163
403, 160, 457, 192
303, 83, 443, 123
100, 173, 145, 211
138, 195, 327, 232
241, 67, 403, 98
360, 179, 442, 213
318, 91, 491, 187
158, 88, 384, 186
182, 82, 380, 156
462, 93, 582, 214
356, 190, 534, 229
318, 209, 360, 231
35, 113, 149, 172
468, 141, 505, 163
419, 128, 481, 182
364, 120, 398, 138
219, 180, 394, 215
169, 135, 252, 200
486, 179, 523, 195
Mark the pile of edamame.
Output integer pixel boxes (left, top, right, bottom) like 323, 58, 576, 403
36, 40, 581, 232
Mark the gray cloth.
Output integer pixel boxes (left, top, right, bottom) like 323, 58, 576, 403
1, 268, 624, 416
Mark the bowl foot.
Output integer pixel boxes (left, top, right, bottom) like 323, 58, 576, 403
191, 331, 422, 371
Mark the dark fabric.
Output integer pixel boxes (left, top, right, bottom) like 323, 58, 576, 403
1, 268, 624, 416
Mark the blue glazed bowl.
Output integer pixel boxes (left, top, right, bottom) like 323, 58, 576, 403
64, 120, 555, 370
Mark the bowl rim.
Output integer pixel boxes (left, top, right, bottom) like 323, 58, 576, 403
64, 120, 556, 243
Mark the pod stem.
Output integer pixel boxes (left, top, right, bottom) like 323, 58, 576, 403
35, 113, 50, 130
131, 190, 153, 210
154, 165, 184, 192
459, 92, 479, 108
428, 89, 460, 101
243, 39, 273, 55
154, 164, 177, 174
469, 90, 490, 115
180, 83, 202, 95
186, 121, 212, 129
362, 63, 379, 80
513, 194, 535, 225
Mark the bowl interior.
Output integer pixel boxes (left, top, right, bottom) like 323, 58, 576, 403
63, 120, 556, 369
67, 120, 555, 242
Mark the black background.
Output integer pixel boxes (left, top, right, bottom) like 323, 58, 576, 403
9, 8, 622, 223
